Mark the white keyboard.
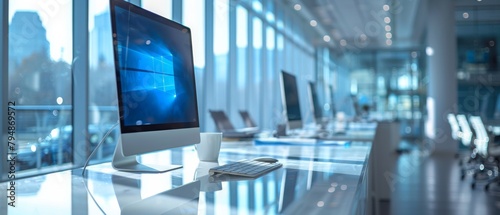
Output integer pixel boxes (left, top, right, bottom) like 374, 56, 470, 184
209, 159, 282, 178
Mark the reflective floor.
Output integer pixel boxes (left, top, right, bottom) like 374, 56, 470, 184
382, 142, 500, 215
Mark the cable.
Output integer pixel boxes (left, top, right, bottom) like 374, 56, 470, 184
81, 178, 107, 215
82, 120, 120, 176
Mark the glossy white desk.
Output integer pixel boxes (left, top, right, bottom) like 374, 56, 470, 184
1, 142, 371, 215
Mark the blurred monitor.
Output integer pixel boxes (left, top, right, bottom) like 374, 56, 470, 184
328, 85, 337, 118
280, 70, 303, 130
307, 81, 323, 123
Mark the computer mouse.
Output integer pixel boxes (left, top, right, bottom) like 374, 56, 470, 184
253, 157, 279, 163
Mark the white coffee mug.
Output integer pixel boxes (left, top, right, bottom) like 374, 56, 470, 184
195, 132, 222, 161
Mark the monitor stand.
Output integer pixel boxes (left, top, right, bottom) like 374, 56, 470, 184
112, 140, 182, 173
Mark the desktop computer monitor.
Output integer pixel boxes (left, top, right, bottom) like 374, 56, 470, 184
307, 81, 323, 123
280, 70, 303, 130
328, 85, 337, 118
109, 0, 200, 173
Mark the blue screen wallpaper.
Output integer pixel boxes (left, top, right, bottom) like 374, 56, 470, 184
114, 6, 198, 127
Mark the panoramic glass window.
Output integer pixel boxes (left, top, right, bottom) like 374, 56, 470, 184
8, 0, 73, 172
236, 5, 248, 92
183, 0, 205, 69
213, 0, 230, 112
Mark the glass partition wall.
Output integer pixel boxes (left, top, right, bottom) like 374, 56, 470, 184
455, 4, 500, 123
321, 50, 426, 140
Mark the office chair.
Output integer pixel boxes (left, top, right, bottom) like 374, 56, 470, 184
448, 113, 463, 158
456, 114, 473, 148
456, 114, 476, 180
484, 142, 500, 190
239, 110, 258, 128
481, 123, 500, 191
447, 113, 461, 142
209, 110, 259, 138
468, 116, 498, 189
208, 110, 236, 132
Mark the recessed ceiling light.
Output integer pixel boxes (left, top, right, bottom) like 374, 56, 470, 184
386, 39, 392, 46
411, 51, 418, 58
383, 4, 390, 11
360, 34, 367, 41
384, 17, 391, 24
294, 4, 301, 11
426, 47, 434, 56
385, 25, 391, 31
386, 32, 392, 39
310, 20, 317, 27
340, 39, 347, 46
477, 0, 482, 2
463, 12, 469, 19
323, 35, 331, 42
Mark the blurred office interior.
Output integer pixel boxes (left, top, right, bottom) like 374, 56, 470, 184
1, 0, 500, 214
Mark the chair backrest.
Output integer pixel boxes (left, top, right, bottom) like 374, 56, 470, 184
239, 110, 258, 128
209, 110, 235, 131
447, 114, 461, 140
456, 114, 473, 146
469, 116, 489, 157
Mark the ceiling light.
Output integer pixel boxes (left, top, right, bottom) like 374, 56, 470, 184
56, 97, 63, 105
340, 39, 347, 46
386, 39, 392, 46
384, 17, 391, 24
426, 47, 434, 56
463, 12, 469, 19
385, 25, 391, 31
328, 187, 335, 193
294, 4, 301, 11
383, 4, 390, 11
310, 20, 317, 27
490, 41, 495, 47
323, 35, 331, 42
411, 51, 418, 58
360, 34, 367, 41
385, 32, 392, 39
477, 0, 482, 2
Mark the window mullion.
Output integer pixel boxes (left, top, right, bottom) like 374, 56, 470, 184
72, 0, 89, 167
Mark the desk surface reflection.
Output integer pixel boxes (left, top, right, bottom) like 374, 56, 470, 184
2, 142, 371, 215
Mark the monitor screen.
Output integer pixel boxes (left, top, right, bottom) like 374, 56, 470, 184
280, 71, 302, 130
112, 3, 198, 132
109, 0, 199, 172
307, 81, 323, 121
328, 85, 337, 117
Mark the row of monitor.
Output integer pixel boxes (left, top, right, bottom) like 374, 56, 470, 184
280, 70, 337, 131
106, 0, 335, 173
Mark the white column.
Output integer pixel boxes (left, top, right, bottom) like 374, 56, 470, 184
425, 0, 457, 154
